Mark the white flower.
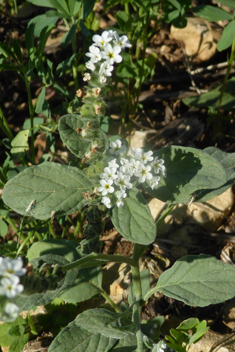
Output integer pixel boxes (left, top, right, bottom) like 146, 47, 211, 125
0, 276, 24, 298
85, 45, 102, 63
133, 149, 154, 164
0, 257, 26, 278
108, 158, 119, 170
102, 44, 122, 65
109, 140, 127, 155
92, 31, 112, 49
83, 73, 91, 81
116, 199, 124, 207
135, 164, 153, 183
97, 179, 114, 196
107, 30, 116, 39
114, 172, 132, 190
113, 33, 131, 49
85, 60, 96, 71
100, 75, 107, 84
149, 176, 160, 190
116, 189, 127, 200
151, 157, 166, 176
101, 196, 112, 208
128, 158, 141, 176
100, 166, 118, 180
99, 62, 114, 77
3, 303, 20, 322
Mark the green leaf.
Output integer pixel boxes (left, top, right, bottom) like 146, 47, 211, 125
0, 218, 8, 237
27, 238, 80, 262
183, 76, 235, 110
109, 334, 137, 351
2, 162, 93, 220
176, 318, 200, 331
25, 23, 35, 61
73, 309, 129, 339
27, 239, 102, 303
60, 21, 78, 47
56, 53, 78, 77
16, 254, 78, 310
145, 145, 227, 204
192, 5, 233, 21
11, 129, 30, 155
69, 0, 81, 16
58, 114, 109, 162
81, 0, 96, 19
58, 266, 102, 303
193, 147, 235, 202
35, 86, 46, 114
12, 39, 23, 63
27, 0, 70, 16
144, 254, 235, 306
215, 0, 235, 9
48, 321, 117, 352
217, 20, 235, 51
23, 117, 44, 136
28, 10, 60, 37
9, 334, 30, 352
111, 187, 156, 245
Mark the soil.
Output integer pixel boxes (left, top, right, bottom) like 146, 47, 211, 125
1, 1, 235, 351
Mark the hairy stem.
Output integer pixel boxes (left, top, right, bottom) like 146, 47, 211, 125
131, 243, 144, 352
24, 77, 35, 162
62, 252, 138, 272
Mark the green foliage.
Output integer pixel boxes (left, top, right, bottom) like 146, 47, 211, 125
183, 77, 235, 111
2, 162, 93, 220
145, 146, 227, 204
48, 308, 134, 352
144, 254, 235, 306
111, 188, 156, 245
166, 318, 209, 352
0, 316, 29, 352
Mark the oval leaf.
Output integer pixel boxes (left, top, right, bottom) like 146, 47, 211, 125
144, 254, 235, 306
111, 188, 156, 245
217, 20, 235, 51
145, 146, 227, 204
194, 147, 235, 201
2, 162, 93, 220
192, 5, 233, 21
48, 322, 116, 352
58, 114, 109, 162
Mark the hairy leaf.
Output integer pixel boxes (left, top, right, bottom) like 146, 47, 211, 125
111, 187, 156, 245
193, 147, 235, 201
58, 114, 109, 162
144, 254, 235, 306
2, 162, 93, 220
145, 145, 227, 204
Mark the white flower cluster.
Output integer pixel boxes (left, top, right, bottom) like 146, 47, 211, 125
0, 256, 26, 322
97, 140, 166, 209
85, 30, 131, 83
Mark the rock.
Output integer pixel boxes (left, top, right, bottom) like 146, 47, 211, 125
171, 17, 221, 62
149, 187, 234, 236
222, 298, 235, 330
188, 330, 235, 352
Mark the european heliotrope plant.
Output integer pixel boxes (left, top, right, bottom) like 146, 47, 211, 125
2, 30, 235, 352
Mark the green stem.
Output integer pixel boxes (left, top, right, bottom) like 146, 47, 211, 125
0, 106, 14, 140
24, 77, 35, 162
62, 252, 138, 272
16, 231, 34, 256
131, 243, 144, 352
156, 204, 175, 229
48, 220, 57, 239
4, 216, 18, 234
99, 288, 122, 313
215, 37, 235, 139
